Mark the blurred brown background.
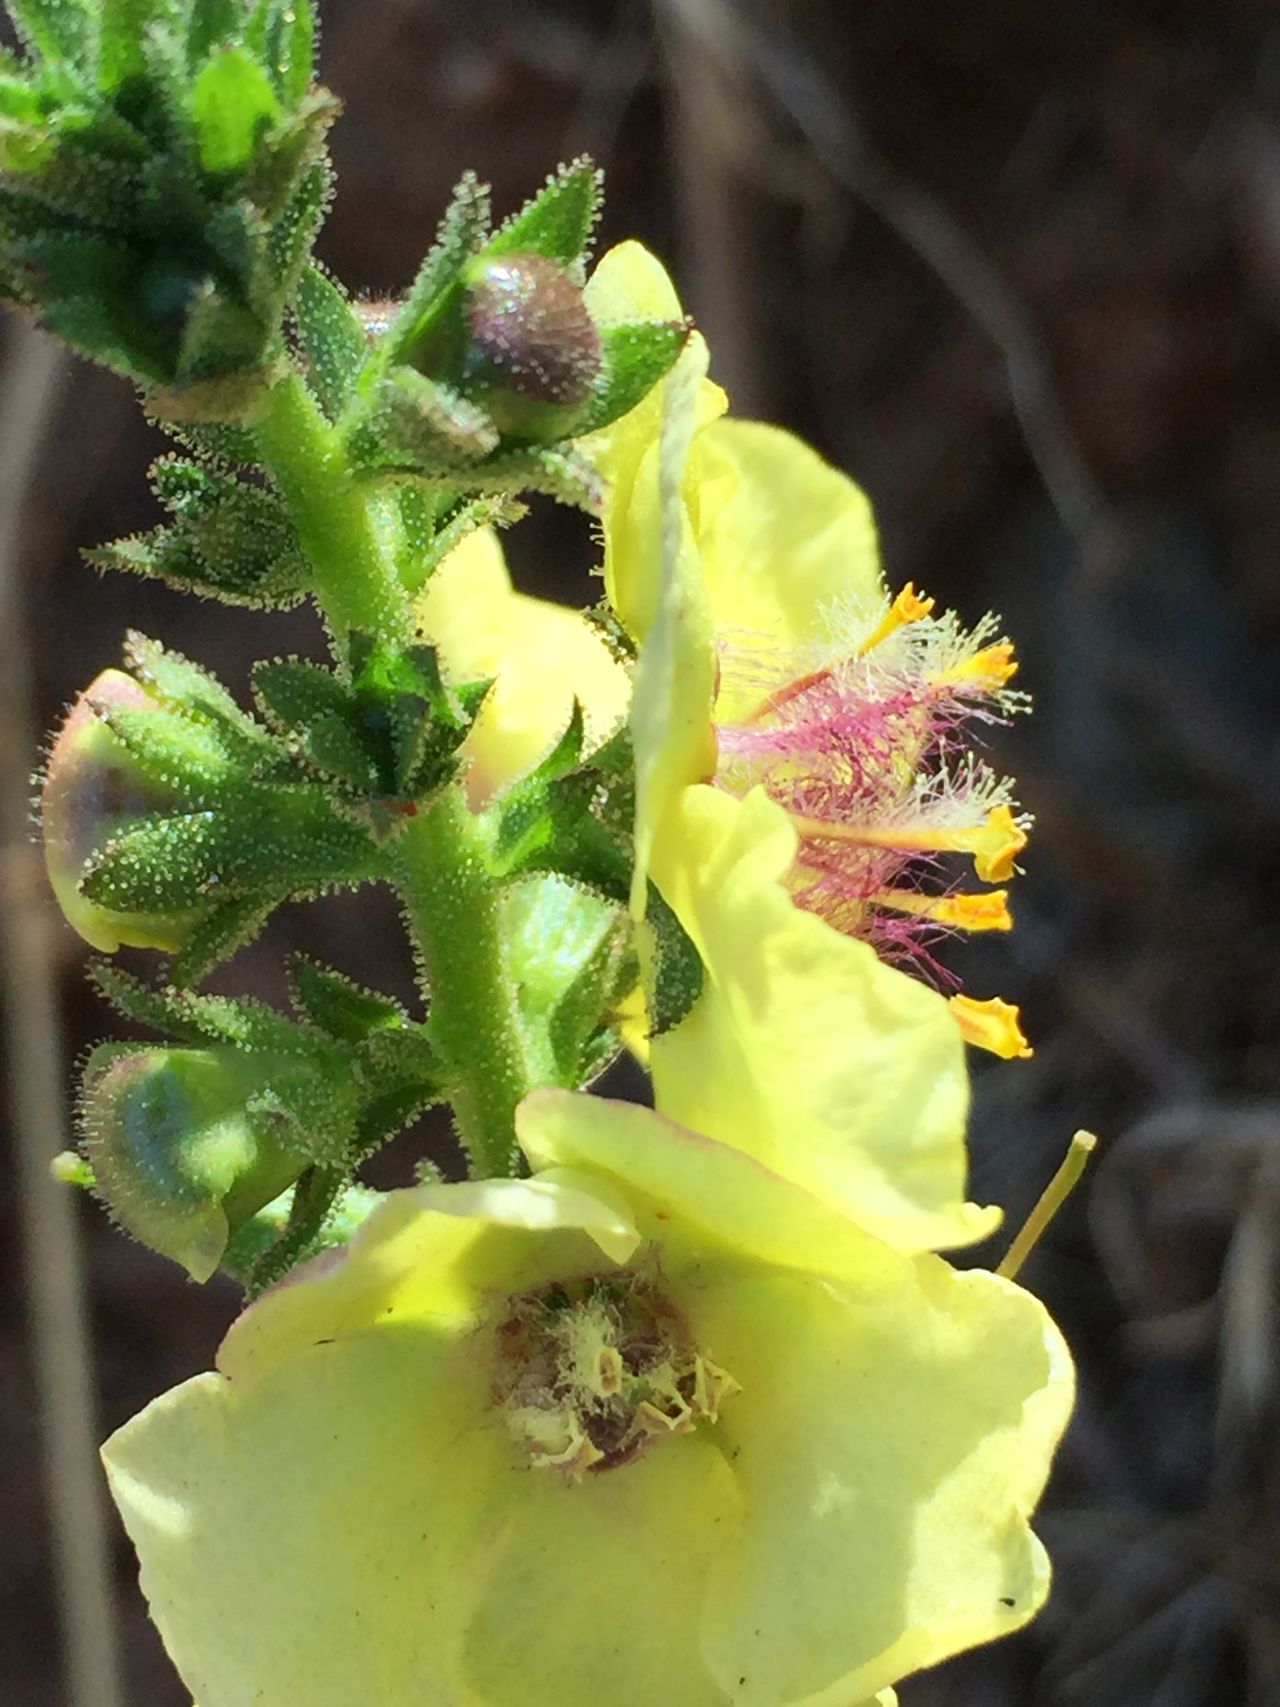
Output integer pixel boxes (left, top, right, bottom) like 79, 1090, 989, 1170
4, 0, 1280, 1702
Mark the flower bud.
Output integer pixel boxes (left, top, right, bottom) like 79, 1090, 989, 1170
459, 252, 602, 440
81, 1046, 311, 1282
40, 669, 207, 953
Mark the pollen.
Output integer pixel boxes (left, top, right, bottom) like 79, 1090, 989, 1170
934, 641, 1018, 691
492, 1270, 738, 1483
858, 582, 936, 656
949, 995, 1033, 1059
874, 888, 1013, 932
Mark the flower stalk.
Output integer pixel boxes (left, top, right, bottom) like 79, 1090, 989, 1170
390, 789, 536, 1176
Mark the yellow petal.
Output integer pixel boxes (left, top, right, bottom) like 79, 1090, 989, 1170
649, 785, 1000, 1253
217, 1175, 639, 1383
103, 1170, 741, 1707
519, 1088, 904, 1294
687, 419, 883, 725
697, 1264, 1072, 1703
582, 241, 727, 644
414, 527, 630, 807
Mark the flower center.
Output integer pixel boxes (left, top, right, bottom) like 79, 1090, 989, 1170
492, 1269, 739, 1482
712, 584, 1033, 1053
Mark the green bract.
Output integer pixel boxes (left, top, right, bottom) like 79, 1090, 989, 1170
104, 1089, 1071, 1707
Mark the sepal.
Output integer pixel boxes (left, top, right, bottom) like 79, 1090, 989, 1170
81, 963, 444, 1277
79, 1041, 351, 1281
500, 871, 636, 1087
87, 452, 313, 605
0, 0, 330, 402
251, 636, 491, 832
339, 161, 686, 498
41, 645, 382, 967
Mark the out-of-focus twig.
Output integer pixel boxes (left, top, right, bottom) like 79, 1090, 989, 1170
655, 0, 1120, 567
0, 322, 123, 1707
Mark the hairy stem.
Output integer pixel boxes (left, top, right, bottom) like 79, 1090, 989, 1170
391, 788, 533, 1177
254, 369, 411, 661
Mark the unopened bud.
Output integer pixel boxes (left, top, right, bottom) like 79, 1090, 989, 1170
40, 669, 205, 953
461, 252, 602, 439
81, 1046, 310, 1282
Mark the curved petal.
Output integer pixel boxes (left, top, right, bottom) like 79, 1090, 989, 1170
217, 1176, 639, 1382
519, 1088, 905, 1294
627, 334, 719, 909
649, 786, 1000, 1253
415, 528, 630, 807
689, 420, 884, 725
582, 240, 728, 644
696, 1264, 1072, 1704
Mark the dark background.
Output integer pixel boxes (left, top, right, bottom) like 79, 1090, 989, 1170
4, 1, 1280, 1702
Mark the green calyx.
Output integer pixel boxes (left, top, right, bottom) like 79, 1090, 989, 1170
0, 0, 331, 410
334, 161, 692, 501
79, 962, 443, 1284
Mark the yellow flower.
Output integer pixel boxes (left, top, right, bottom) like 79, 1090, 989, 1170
585, 244, 1030, 1055
649, 783, 1000, 1252
104, 1088, 1071, 1707
414, 525, 630, 808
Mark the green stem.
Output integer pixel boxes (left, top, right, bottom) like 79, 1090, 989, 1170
255, 369, 410, 660
391, 788, 533, 1177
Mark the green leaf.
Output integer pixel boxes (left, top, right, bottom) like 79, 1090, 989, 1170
576, 319, 690, 434
294, 263, 367, 421
97, 700, 247, 796
395, 491, 524, 595
185, 0, 239, 64
645, 881, 703, 1037
345, 366, 500, 476
381, 169, 490, 367
265, 153, 330, 292
287, 956, 409, 1045
81, 785, 377, 913
191, 45, 282, 174
246, 0, 315, 106
489, 702, 587, 874
123, 632, 272, 757
91, 462, 311, 609
300, 710, 381, 793
89, 963, 318, 1054
486, 157, 601, 269
251, 656, 348, 732
169, 892, 277, 986
500, 872, 627, 1086
7, 0, 94, 65
221, 1177, 383, 1284
99, 0, 174, 90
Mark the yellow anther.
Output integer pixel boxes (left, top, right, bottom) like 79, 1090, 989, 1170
858, 582, 936, 656
936, 641, 1018, 691
968, 804, 1026, 882
790, 803, 1027, 883
949, 994, 1033, 1060
873, 888, 1013, 932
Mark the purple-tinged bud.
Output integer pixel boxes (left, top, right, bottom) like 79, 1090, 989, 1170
40, 669, 205, 953
81, 1046, 309, 1282
461, 252, 602, 439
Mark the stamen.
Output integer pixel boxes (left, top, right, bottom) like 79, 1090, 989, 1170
790, 803, 1027, 883
934, 641, 1018, 692
873, 888, 1013, 932
949, 994, 1033, 1059
857, 582, 936, 656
